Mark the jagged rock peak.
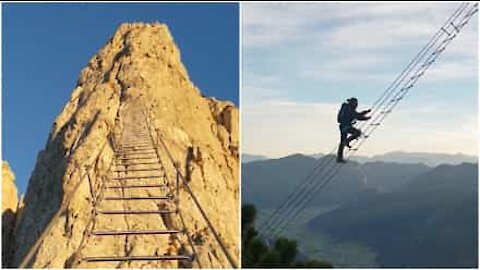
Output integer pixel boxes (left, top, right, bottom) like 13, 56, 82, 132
77, 22, 191, 98
12, 22, 239, 269
2, 161, 18, 213
2, 161, 19, 267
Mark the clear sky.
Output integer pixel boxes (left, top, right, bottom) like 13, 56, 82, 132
242, 3, 478, 158
2, 3, 239, 194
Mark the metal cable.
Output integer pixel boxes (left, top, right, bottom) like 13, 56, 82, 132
141, 98, 238, 268
268, 3, 478, 238
18, 136, 114, 268
257, 3, 472, 238
261, 2, 477, 239
160, 137, 239, 268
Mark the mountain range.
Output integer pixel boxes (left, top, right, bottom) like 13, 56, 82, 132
242, 153, 478, 267
308, 163, 478, 267
243, 151, 477, 167
242, 154, 431, 209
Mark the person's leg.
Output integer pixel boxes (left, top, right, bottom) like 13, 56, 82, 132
337, 126, 348, 162
340, 127, 348, 146
337, 143, 345, 162
346, 127, 361, 146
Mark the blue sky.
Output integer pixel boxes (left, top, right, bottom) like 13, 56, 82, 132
242, 3, 478, 158
3, 3, 239, 194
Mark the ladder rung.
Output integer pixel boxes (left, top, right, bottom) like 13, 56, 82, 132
117, 149, 156, 153
120, 144, 153, 147
116, 156, 157, 159
121, 142, 151, 145
84, 255, 190, 262
450, 21, 459, 32
440, 27, 451, 36
113, 168, 162, 173
110, 175, 163, 180
115, 161, 160, 166
96, 209, 175, 215
124, 134, 150, 136
116, 157, 158, 161
117, 148, 154, 152
116, 153, 157, 157
122, 139, 151, 143
120, 144, 152, 147
106, 184, 167, 189
116, 151, 156, 155
91, 229, 180, 236
103, 196, 172, 201
433, 46, 446, 55
118, 149, 154, 152
120, 145, 152, 149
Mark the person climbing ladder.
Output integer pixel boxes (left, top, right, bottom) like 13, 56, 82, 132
336, 97, 371, 163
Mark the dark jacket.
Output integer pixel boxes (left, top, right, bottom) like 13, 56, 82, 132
337, 102, 370, 126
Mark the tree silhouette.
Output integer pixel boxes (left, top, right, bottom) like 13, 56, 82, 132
241, 204, 333, 268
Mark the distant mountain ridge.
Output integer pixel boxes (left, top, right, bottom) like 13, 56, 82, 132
242, 154, 431, 209
368, 151, 477, 167
242, 154, 270, 163
243, 151, 477, 167
308, 162, 478, 267
242, 152, 478, 267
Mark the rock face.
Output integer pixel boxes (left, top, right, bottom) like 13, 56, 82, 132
12, 23, 239, 268
2, 161, 19, 267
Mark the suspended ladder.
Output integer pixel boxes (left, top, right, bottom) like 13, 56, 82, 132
19, 100, 238, 268
258, 2, 478, 240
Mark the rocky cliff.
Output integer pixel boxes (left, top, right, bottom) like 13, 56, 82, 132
12, 23, 239, 268
2, 161, 19, 267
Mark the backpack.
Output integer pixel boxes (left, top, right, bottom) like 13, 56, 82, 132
337, 103, 347, 124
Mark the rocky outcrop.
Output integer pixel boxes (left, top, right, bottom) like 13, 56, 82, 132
2, 161, 19, 267
12, 23, 238, 268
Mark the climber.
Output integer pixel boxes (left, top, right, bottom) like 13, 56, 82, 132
336, 97, 371, 163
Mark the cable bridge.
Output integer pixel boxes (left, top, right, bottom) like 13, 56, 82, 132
258, 2, 478, 240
